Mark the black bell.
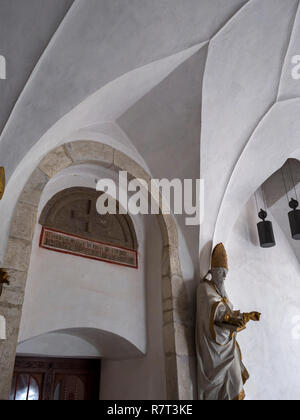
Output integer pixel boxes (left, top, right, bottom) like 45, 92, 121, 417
257, 209, 276, 248
288, 199, 300, 240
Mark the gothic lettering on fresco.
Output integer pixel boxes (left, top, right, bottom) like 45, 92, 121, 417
40, 227, 138, 269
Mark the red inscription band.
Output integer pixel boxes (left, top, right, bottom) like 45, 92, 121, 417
39, 227, 138, 269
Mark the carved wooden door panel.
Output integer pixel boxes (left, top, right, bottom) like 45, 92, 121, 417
53, 374, 88, 400
10, 357, 100, 401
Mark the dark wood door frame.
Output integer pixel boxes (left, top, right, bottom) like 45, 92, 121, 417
11, 357, 101, 400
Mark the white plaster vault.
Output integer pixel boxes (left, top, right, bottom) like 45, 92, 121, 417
2, 0, 300, 400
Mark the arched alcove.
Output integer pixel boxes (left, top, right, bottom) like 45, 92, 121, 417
0, 141, 194, 401
17, 328, 144, 360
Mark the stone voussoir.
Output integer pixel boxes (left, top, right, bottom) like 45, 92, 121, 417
65, 141, 114, 168
10, 201, 37, 242
162, 275, 172, 300
3, 237, 32, 272
176, 355, 194, 400
159, 213, 179, 248
162, 246, 182, 277
18, 168, 49, 207
39, 146, 73, 178
1, 270, 27, 290
165, 354, 179, 401
0, 286, 25, 307
163, 322, 177, 355
173, 322, 194, 357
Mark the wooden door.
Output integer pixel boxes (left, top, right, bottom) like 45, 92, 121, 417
10, 357, 101, 400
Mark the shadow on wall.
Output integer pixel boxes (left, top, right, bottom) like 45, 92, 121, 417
199, 240, 213, 278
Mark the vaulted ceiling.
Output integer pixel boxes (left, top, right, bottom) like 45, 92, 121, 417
0, 0, 74, 134
0, 0, 250, 280
2, 0, 300, 279
0, 0, 247, 179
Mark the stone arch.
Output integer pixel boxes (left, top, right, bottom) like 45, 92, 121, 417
0, 141, 193, 400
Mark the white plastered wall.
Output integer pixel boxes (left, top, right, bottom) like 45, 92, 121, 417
226, 197, 300, 400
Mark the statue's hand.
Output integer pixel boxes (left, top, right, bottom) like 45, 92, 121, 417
249, 312, 261, 322
243, 312, 261, 323
224, 314, 246, 329
232, 318, 246, 328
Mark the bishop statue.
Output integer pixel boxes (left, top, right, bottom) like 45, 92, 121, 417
196, 243, 261, 400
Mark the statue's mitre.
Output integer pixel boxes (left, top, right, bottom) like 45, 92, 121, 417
211, 243, 228, 270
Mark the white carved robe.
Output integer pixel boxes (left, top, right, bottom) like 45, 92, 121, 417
196, 280, 249, 400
